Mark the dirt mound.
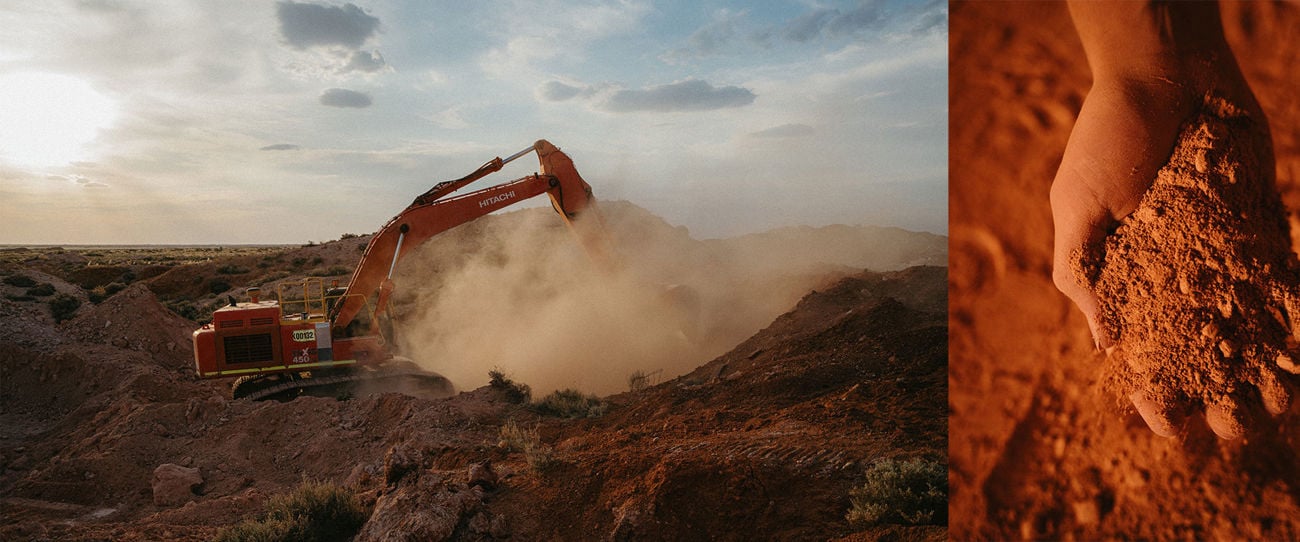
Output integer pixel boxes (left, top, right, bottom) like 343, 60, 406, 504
505, 266, 947, 541
1082, 98, 1298, 433
67, 283, 197, 366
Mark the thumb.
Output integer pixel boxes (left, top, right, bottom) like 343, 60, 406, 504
1050, 180, 1115, 349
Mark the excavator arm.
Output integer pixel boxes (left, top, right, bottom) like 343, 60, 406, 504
329, 139, 609, 338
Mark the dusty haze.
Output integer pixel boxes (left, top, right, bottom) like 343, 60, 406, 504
390, 201, 945, 396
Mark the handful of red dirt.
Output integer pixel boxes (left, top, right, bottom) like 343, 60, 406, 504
1077, 96, 1299, 435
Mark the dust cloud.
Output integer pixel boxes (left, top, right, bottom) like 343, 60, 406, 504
390, 201, 921, 396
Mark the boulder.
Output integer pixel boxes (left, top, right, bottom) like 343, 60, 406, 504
152, 463, 203, 506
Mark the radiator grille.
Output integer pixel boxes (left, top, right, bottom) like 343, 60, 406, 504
223, 333, 273, 364
249, 317, 275, 326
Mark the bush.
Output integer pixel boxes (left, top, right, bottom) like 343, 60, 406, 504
89, 282, 128, 304
26, 283, 56, 297
847, 458, 947, 526
628, 369, 661, 392
3, 274, 37, 287
498, 419, 539, 452
218, 264, 250, 275
533, 389, 606, 419
209, 279, 232, 295
166, 300, 203, 321
524, 442, 558, 472
49, 293, 81, 323
498, 420, 556, 473
339, 233, 359, 240
215, 479, 369, 542
488, 368, 531, 403
308, 266, 351, 277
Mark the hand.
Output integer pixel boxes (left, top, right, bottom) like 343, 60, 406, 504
1051, 1, 1292, 438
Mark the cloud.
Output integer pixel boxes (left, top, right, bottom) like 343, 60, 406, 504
319, 88, 372, 108
260, 143, 301, 151
277, 1, 379, 50
427, 107, 469, 129
70, 175, 108, 188
784, 1, 885, 42
343, 50, 386, 73
661, 9, 771, 64
537, 80, 586, 102
910, 5, 947, 35
685, 14, 740, 56
667, 0, 938, 61
750, 123, 815, 138
598, 79, 755, 113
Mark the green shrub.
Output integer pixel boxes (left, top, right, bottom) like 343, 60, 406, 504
49, 293, 81, 323
26, 282, 56, 297
488, 368, 531, 403
533, 389, 606, 418
847, 458, 947, 526
215, 480, 369, 542
218, 264, 250, 275
3, 274, 37, 287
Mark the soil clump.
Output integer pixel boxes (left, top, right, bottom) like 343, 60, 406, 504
1079, 97, 1299, 430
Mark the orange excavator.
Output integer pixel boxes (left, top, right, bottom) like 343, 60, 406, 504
192, 140, 611, 399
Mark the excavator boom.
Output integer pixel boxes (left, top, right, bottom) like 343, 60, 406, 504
330, 139, 604, 337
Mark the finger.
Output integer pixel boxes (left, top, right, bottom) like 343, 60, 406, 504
1277, 287, 1300, 343
1278, 352, 1300, 375
1256, 369, 1293, 416
1050, 184, 1113, 349
1204, 400, 1247, 440
1129, 390, 1181, 438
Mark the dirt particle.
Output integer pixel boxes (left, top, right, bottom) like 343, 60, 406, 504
1073, 499, 1100, 526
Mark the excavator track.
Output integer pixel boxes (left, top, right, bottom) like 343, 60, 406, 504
231, 358, 454, 401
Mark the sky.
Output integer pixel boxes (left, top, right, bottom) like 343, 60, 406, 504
0, 0, 947, 244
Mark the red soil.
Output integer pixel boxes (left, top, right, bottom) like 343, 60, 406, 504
950, 2, 1300, 539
